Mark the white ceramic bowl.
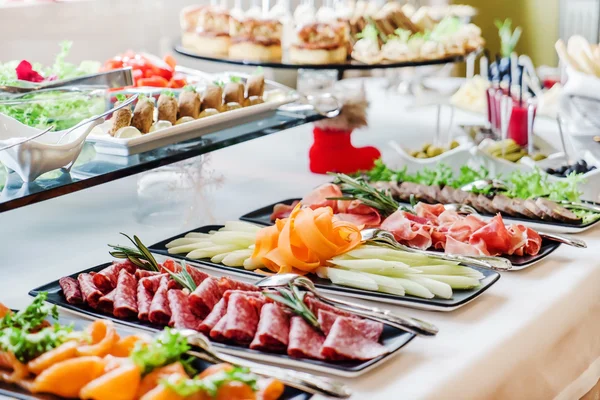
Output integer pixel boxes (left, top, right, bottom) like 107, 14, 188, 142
0, 113, 102, 182
388, 135, 474, 173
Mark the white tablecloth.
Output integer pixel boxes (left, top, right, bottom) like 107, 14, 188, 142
1, 78, 598, 399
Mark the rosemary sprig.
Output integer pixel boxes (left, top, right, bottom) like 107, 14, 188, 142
108, 233, 160, 272
262, 284, 320, 331
165, 261, 197, 292
328, 173, 400, 218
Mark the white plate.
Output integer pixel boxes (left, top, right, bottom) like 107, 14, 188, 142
388, 135, 474, 173
87, 94, 298, 156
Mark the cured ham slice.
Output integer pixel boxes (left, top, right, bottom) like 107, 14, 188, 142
113, 270, 138, 319
250, 304, 290, 352
523, 226, 542, 255
222, 293, 266, 343
97, 289, 116, 313
447, 215, 487, 243
301, 183, 342, 210
92, 261, 136, 293
77, 273, 103, 309
445, 236, 489, 256
59, 277, 83, 305
199, 298, 227, 334
189, 277, 225, 319
270, 200, 300, 221
168, 289, 202, 330
469, 215, 511, 256
321, 317, 389, 361
287, 316, 325, 360
148, 277, 171, 325
336, 200, 382, 228
317, 310, 383, 341
414, 203, 446, 220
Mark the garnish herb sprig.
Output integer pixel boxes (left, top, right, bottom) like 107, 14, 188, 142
109, 233, 160, 272
165, 261, 197, 292
263, 284, 320, 331
329, 173, 399, 218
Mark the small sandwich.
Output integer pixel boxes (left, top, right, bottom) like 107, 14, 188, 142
229, 18, 283, 62
181, 6, 231, 56
290, 22, 348, 64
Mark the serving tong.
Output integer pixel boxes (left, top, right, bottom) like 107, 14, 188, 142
176, 329, 352, 399
0, 68, 134, 95
361, 228, 513, 271
255, 274, 439, 337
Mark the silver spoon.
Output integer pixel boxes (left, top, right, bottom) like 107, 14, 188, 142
175, 329, 352, 399
55, 93, 138, 144
0, 125, 54, 152
445, 203, 587, 248
559, 200, 600, 213
443, 203, 479, 215
361, 228, 513, 271
255, 274, 439, 337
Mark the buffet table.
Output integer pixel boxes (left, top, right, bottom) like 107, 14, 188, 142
1, 78, 599, 399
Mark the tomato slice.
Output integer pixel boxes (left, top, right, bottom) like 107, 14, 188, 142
163, 54, 177, 70
137, 76, 169, 87
167, 77, 187, 88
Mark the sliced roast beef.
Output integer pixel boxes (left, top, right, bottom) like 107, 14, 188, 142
524, 199, 547, 220
492, 195, 519, 217
510, 198, 538, 219
535, 198, 582, 224
476, 194, 498, 214
439, 186, 457, 204
451, 189, 471, 204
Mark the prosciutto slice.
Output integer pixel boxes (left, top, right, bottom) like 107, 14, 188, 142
168, 289, 203, 330
270, 200, 300, 221
414, 203, 446, 220
148, 276, 171, 325
301, 183, 342, 210
222, 293, 266, 343
59, 277, 83, 305
113, 270, 138, 319
469, 215, 511, 256
287, 316, 325, 360
77, 273, 103, 309
380, 210, 433, 250
317, 310, 383, 341
321, 317, 388, 361
445, 236, 489, 256
250, 303, 290, 352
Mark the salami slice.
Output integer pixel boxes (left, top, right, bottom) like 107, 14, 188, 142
141, 274, 168, 291
97, 289, 116, 313
59, 277, 83, 305
218, 277, 258, 293
321, 317, 389, 361
198, 297, 227, 334
149, 276, 171, 325
185, 265, 209, 286
135, 270, 160, 280
209, 315, 228, 342
287, 316, 325, 360
222, 293, 266, 343
318, 310, 383, 341
93, 261, 137, 293
113, 270, 138, 319
189, 277, 225, 319
137, 280, 154, 321
167, 289, 203, 330
250, 303, 290, 352
160, 259, 181, 273
303, 294, 353, 318
77, 273, 103, 309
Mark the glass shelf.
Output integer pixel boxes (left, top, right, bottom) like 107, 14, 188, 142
0, 109, 321, 213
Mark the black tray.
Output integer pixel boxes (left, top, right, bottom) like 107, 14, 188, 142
30, 262, 415, 378
0, 310, 311, 400
239, 198, 562, 268
148, 225, 500, 312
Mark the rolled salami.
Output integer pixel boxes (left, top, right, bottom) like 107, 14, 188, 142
246, 74, 265, 98
108, 98, 133, 136
224, 82, 245, 104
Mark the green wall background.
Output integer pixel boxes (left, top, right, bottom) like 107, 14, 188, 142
457, 0, 560, 66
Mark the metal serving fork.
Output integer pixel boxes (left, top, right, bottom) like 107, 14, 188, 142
176, 329, 352, 399
361, 228, 514, 271
255, 274, 439, 337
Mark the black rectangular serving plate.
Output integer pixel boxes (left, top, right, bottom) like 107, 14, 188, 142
0, 310, 310, 400
149, 225, 500, 311
239, 199, 562, 267
30, 263, 415, 376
